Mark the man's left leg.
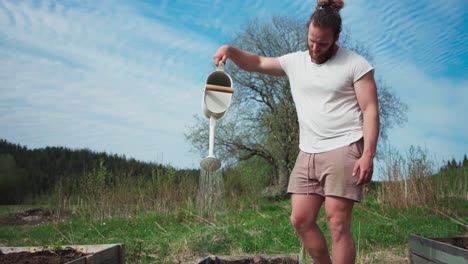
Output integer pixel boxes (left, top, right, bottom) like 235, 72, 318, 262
324, 196, 355, 264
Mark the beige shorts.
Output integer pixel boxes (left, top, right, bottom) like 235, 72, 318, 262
287, 138, 364, 202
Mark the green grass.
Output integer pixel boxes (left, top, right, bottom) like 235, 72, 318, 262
1, 195, 466, 263
1, 159, 466, 263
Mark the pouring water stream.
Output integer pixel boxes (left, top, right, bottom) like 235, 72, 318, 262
197, 61, 233, 216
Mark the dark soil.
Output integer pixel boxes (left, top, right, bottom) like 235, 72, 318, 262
0, 208, 59, 225
0, 248, 88, 264
206, 254, 300, 264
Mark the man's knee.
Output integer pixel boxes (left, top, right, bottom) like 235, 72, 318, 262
327, 216, 351, 242
325, 197, 354, 242
290, 214, 315, 233
290, 214, 302, 231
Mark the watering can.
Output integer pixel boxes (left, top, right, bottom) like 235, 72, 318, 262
200, 62, 234, 172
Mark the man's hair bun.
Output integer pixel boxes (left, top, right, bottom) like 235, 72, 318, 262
316, 0, 345, 12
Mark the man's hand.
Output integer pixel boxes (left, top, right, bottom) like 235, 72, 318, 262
352, 155, 374, 186
213, 45, 229, 67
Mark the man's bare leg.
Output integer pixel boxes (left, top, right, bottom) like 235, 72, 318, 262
324, 196, 355, 264
291, 194, 331, 264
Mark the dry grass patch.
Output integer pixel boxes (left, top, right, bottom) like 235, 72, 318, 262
358, 246, 410, 264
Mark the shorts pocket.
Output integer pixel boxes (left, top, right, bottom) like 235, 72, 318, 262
347, 138, 363, 159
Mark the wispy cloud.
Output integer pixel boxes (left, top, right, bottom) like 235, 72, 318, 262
0, 0, 466, 168
343, 0, 467, 78
384, 62, 468, 162
0, 0, 318, 167
0, 0, 219, 167
341, 0, 468, 164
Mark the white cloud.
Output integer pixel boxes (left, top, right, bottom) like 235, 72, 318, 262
0, 0, 218, 167
0, 0, 466, 169
343, 0, 467, 77
341, 0, 468, 165
0, 0, 320, 168
381, 61, 468, 164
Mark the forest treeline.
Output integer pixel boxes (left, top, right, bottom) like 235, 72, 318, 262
1, 138, 467, 206
0, 139, 198, 204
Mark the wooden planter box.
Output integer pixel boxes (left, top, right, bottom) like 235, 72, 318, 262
198, 253, 301, 264
409, 234, 467, 263
0, 243, 125, 264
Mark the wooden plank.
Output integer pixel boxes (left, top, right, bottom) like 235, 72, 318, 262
410, 253, 440, 264
433, 237, 468, 249
409, 234, 468, 264
83, 244, 125, 264
0, 246, 43, 253
197, 257, 213, 264
67, 257, 87, 264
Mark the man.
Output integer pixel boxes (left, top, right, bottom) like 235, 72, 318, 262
213, 1, 379, 263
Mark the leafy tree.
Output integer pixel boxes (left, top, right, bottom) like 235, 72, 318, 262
186, 16, 408, 193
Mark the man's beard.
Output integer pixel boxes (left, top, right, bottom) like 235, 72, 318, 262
308, 45, 335, 64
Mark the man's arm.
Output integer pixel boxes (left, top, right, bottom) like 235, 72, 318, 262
213, 45, 286, 76
353, 70, 380, 185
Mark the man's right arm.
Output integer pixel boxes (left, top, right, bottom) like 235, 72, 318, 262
213, 45, 286, 76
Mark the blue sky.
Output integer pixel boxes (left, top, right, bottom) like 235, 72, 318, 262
1, 0, 467, 171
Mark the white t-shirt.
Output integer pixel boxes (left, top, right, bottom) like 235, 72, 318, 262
278, 48, 373, 153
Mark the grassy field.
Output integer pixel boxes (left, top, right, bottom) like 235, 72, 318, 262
1, 151, 467, 263
1, 194, 466, 263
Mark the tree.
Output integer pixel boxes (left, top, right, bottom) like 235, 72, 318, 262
0, 153, 28, 204
186, 16, 408, 193
450, 158, 458, 169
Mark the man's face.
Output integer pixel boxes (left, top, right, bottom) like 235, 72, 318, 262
307, 24, 337, 64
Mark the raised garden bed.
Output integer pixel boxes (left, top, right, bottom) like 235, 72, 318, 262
0, 247, 87, 264
198, 254, 301, 264
409, 234, 467, 263
0, 243, 125, 264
